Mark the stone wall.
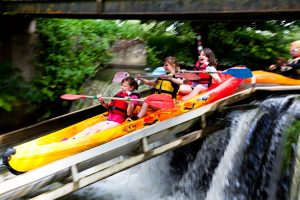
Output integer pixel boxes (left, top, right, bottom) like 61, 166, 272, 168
110, 39, 146, 66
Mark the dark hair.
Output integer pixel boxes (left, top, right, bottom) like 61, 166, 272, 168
164, 56, 180, 72
201, 48, 217, 67
276, 57, 287, 65
122, 76, 138, 90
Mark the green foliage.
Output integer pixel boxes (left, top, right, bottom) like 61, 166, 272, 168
33, 19, 196, 102
281, 120, 300, 173
34, 19, 112, 101
195, 21, 298, 70
142, 21, 195, 68
0, 62, 25, 111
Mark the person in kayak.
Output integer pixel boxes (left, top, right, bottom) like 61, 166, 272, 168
131, 56, 184, 120
268, 40, 300, 78
180, 48, 222, 101
72, 76, 139, 139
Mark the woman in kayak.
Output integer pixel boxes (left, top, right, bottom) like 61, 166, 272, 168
181, 48, 222, 101
72, 76, 139, 139
131, 56, 184, 120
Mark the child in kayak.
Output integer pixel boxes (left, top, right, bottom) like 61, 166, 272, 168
72, 76, 139, 139
181, 48, 222, 101
132, 56, 184, 120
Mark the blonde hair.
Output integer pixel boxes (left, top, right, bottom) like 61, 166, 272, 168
164, 56, 180, 72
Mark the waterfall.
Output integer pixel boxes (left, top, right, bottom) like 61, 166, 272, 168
206, 95, 298, 200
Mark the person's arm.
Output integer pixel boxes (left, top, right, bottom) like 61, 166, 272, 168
207, 66, 222, 83
136, 74, 157, 86
97, 95, 109, 109
168, 76, 184, 85
159, 74, 184, 85
126, 95, 138, 117
287, 63, 300, 68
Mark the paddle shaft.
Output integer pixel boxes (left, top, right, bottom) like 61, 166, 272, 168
180, 70, 221, 74
82, 95, 144, 102
61, 93, 174, 108
179, 67, 253, 78
140, 73, 200, 80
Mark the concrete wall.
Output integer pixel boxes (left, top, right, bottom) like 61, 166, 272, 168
110, 39, 146, 66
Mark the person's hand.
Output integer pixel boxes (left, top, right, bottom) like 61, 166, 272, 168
268, 64, 277, 71
97, 94, 104, 103
123, 96, 132, 104
135, 74, 142, 80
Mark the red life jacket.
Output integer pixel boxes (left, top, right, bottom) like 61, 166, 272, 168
108, 91, 140, 117
194, 62, 212, 86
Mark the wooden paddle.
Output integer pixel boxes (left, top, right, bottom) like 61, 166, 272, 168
112, 71, 200, 83
60, 93, 174, 109
180, 67, 253, 78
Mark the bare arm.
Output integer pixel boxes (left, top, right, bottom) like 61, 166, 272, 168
97, 95, 109, 109
211, 73, 222, 84
168, 76, 184, 85
127, 102, 137, 117
207, 66, 222, 84
136, 74, 157, 87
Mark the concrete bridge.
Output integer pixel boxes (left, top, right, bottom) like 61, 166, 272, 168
1, 0, 300, 20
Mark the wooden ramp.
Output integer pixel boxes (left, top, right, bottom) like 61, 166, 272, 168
1, 85, 300, 199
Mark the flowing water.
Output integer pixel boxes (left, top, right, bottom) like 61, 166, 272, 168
63, 68, 300, 200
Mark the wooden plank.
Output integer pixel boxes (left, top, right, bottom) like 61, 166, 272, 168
32, 129, 206, 200
255, 85, 300, 91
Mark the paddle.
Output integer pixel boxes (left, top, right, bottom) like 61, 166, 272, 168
179, 67, 253, 78
60, 93, 174, 109
112, 71, 200, 83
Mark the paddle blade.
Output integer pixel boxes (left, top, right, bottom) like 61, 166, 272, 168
112, 71, 130, 83
222, 68, 253, 78
152, 67, 165, 75
175, 73, 200, 80
144, 94, 174, 109
60, 94, 87, 100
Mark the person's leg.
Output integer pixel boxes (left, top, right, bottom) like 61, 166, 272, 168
178, 84, 192, 95
88, 121, 120, 134
137, 102, 149, 118
72, 127, 93, 139
73, 120, 120, 139
181, 85, 206, 101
